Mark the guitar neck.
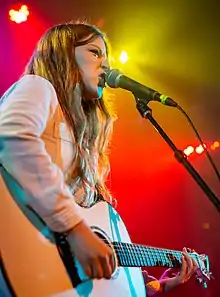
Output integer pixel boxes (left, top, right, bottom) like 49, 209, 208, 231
113, 242, 198, 269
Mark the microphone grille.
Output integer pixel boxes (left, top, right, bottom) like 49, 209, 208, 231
105, 69, 122, 88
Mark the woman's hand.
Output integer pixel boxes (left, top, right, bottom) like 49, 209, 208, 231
67, 220, 115, 280
159, 248, 198, 292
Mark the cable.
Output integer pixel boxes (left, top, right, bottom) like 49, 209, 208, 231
177, 104, 220, 182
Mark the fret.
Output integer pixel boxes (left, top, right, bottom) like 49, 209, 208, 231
141, 245, 151, 266
116, 242, 123, 266
160, 249, 167, 266
118, 242, 127, 266
135, 244, 143, 266
125, 243, 134, 266
147, 247, 155, 266
130, 243, 137, 266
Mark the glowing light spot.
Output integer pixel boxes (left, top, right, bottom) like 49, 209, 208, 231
184, 146, 194, 156
120, 51, 128, 64
202, 223, 210, 230
195, 144, 206, 154
213, 141, 219, 148
184, 140, 219, 157
9, 5, 29, 24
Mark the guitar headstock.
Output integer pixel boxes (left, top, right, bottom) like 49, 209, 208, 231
192, 252, 213, 288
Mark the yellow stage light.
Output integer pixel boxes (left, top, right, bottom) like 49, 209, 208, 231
120, 51, 128, 64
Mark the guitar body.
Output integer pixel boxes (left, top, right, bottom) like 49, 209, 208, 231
0, 169, 146, 297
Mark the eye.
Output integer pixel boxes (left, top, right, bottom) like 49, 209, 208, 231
89, 49, 101, 58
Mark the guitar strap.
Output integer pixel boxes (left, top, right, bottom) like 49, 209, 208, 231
54, 232, 82, 288
0, 168, 17, 297
54, 189, 105, 288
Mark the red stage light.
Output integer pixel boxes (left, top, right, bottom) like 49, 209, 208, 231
9, 5, 29, 24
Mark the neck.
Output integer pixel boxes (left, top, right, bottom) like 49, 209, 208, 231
112, 242, 197, 269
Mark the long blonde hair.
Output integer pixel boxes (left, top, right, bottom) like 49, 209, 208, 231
25, 22, 115, 205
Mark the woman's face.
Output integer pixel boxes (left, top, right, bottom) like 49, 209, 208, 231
75, 36, 109, 100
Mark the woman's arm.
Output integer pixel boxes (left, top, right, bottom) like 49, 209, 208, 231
0, 75, 83, 232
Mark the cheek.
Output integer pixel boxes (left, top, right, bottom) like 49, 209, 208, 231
75, 51, 89, 76
79, 61, 95, 81
81, 63, 98, 87
81, 70, 97, 87
75, 51, 98, 90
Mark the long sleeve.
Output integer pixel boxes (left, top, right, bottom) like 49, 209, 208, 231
0, 75, 83, 232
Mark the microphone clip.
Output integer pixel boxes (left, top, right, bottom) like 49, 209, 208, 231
134, 95, 152, 119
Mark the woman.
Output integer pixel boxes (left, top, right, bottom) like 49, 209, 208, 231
0, 22, 196, 296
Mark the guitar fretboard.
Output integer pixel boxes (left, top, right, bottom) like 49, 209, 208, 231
112, 242, 198, 269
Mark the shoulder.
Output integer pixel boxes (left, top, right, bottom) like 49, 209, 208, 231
19, 74, 54, 89
19, 75, 58, 109
1, 75, 59, 116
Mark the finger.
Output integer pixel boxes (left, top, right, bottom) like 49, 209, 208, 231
179, 255, 187, 279
186, 248, 195, 254
100, 253, 113, 279
91, 260, 104, 279
84, 265, 93, 278
109, 251, 116, 272
183, 252, 194, 277
160, 268, 176, 279
192, 258, 199, 273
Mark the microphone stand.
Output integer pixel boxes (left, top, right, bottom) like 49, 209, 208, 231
134, 96, 220, 213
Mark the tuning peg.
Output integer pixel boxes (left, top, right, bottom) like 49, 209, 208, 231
203, 282, 208, 289
196, 277, 208, 288
209, 272, 214, 280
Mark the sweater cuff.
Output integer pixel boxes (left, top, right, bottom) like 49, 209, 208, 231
42, 198, 83, 233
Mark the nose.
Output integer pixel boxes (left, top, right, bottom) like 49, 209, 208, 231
100, 58, 110, 73
98, 59, 109, 87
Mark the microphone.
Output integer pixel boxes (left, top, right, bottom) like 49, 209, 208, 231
105, 69, 178, 107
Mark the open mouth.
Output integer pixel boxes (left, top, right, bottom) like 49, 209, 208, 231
98, 76, 106, 88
